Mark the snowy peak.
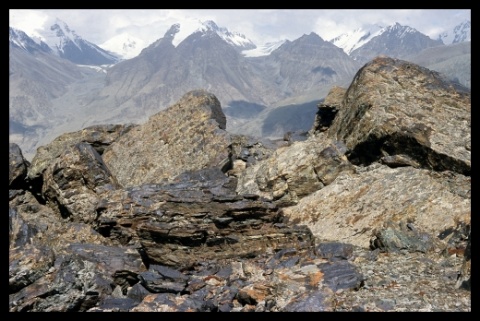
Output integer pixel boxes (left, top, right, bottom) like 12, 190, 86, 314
437, 20, 471, 45
37, 18, 120, 65
100, 33, 147, 60
382, 22, 418, 38
9, 27, 52, 54
329, 24, 383, 55
200, 20, 256, 51
242, 40, 286, 57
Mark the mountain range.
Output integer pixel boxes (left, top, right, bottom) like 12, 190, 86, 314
9, 18, 471, 160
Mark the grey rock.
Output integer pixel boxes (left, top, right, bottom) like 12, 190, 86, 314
9, 143, 29, 189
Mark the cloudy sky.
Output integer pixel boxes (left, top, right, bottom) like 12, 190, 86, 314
9, 9, 471, 47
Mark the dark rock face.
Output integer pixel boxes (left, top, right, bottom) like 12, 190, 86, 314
9, 143, 29, 189
8, 59, 471, 311
42, 143, 119, 223
95, 167, 314, 269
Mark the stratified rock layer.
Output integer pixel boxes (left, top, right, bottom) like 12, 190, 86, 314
103, 90, 231, 187
327, 56, 470, 175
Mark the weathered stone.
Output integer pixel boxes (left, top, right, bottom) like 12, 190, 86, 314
316, 242, 354, 261
456, 230, 471, 291
236, 136, 355, 206
326, 56, 470, 176
9, 244, 55, 294
103, 90, 232, 187
283, 164, 470, 249
310, 86, 346, 134
318, 260, 364, 292
370, 221, 437, 253
95, 168, 314, 269
9, 207, 38, 248
42, 142, 119, 223
27, 124, 136, 180
9, 143, 29, 189
282, 290, 334, 312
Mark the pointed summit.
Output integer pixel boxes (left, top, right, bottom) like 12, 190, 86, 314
38, 18, 120, 65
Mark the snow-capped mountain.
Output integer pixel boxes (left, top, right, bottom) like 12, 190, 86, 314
350, 22, 444, 63
9, 27, 52, 54
169, 20, 256, 53
99, 33, 148, 60
242, 40, 286, 57
201, 20, 256, 52
34, 18, 120, 65
437, 20, 471, 45
329, 24, 383, 55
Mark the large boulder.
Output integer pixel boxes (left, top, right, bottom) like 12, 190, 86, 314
236, 137, 355, 206
95, 168, 314, 269
27, 124, 136, 181
42, 143, 120, 224
326, 56, 470, 176
103, 90, 231, 187
282, 164, 470, 248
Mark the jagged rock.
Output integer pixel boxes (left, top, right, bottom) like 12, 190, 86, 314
9, 143, 29, 189
283, 164, 470, 249
42, 142, 119, 223
236, 136, 355, 206
455, 229, 471, 291
310, 86, 346, 134
315, 242, 354, 261
9, 243, 55, 294
326, 56, 471, 176
27, 124, 136, 181
95, 168, 314, 269
9, 207, 38, 248
370, 220, 437, 253
9, 244, 145, 312
103, 90, 232, 187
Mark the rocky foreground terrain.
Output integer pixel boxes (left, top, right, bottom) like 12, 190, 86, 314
9, 57, 470, 312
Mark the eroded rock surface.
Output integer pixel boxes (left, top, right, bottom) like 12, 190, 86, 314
8, 58, 471, 312
282, 164, 470, 249
27, 124, 136, 181
327, 56, 471, 176
103, 90, 231, 187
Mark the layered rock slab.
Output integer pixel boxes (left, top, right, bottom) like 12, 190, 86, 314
95, 168, 314, 269
27, 124, 136, 181
327, 56, 470, 175
282, 164, 470, 248
103, 90, 231, 187
235, 136, 355, 206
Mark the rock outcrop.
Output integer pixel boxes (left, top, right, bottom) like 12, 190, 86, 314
327, 56, 470, 176
8, 59, 471, 312
102, 90, 231, 187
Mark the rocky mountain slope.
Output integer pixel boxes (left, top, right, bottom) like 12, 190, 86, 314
9, 57, 470, 311
350, 23, 444, 64
10, 20, 470, 162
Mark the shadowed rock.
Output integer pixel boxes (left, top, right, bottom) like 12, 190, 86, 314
9, 143, 29, 189
95, 168, 314, 269
326, 56, 470, 176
